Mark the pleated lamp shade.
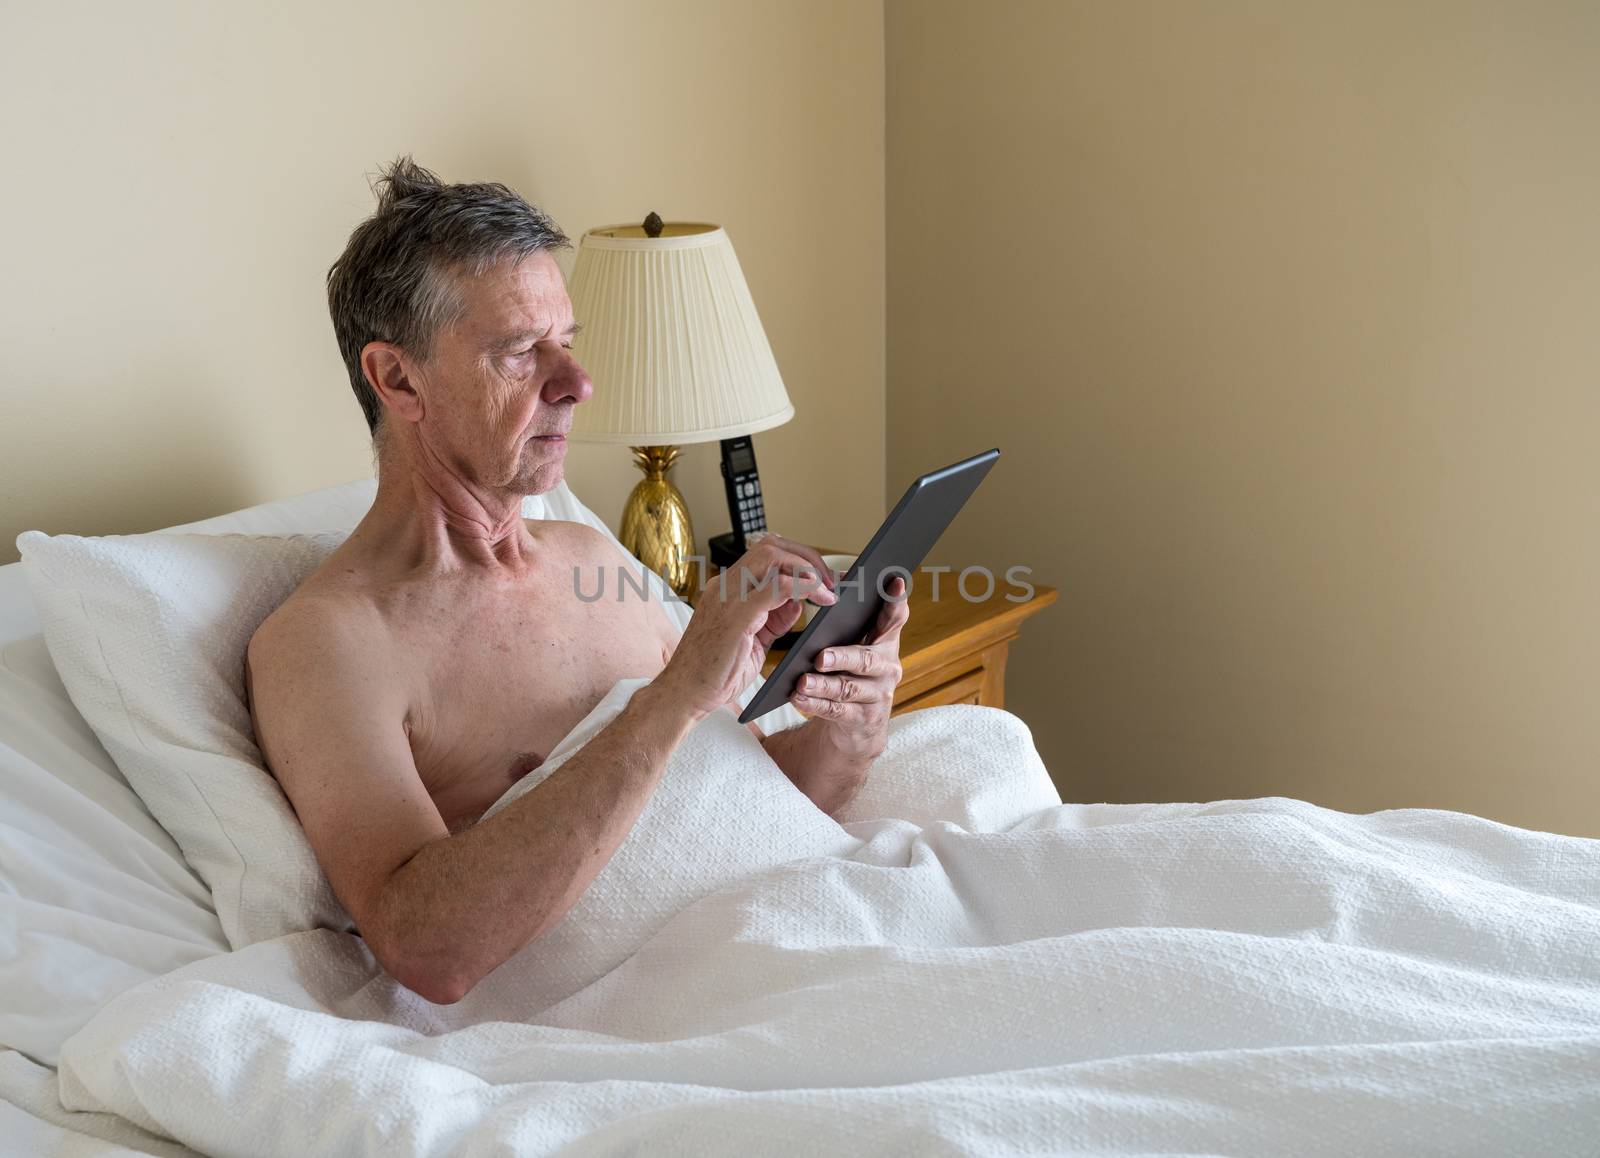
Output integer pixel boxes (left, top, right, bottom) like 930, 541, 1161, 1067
565, 222, 794, 444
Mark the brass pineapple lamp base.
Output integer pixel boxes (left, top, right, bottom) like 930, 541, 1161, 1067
618, 445, 697, 599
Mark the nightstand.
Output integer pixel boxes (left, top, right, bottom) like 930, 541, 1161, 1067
695, 550, 1058, 716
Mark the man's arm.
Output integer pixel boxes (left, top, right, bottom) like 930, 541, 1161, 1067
741, 706, 869, 818
759, 719, 873, 817
246, 603, 698, 1006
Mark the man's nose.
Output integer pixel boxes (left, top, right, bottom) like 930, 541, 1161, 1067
544, 350, 593, 405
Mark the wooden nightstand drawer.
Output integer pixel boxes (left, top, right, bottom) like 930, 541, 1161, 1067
894, 666, 985, 713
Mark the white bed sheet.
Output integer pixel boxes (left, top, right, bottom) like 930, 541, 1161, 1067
0, 1050, 197, 1157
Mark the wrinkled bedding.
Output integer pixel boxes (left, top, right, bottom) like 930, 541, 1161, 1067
48, 686, 1600, 1156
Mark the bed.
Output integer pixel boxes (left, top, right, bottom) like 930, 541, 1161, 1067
3, 478, 1599, 1156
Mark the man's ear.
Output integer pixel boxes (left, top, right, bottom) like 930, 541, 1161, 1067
361, 341, 425, 424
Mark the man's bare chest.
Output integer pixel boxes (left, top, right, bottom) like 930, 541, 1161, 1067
390, 585, 674, 831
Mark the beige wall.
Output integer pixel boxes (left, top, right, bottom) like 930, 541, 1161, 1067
0, 0, 885, 566
887, 0, 1600, 836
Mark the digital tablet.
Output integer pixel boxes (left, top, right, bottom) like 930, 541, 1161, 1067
737, 447, 1001, 724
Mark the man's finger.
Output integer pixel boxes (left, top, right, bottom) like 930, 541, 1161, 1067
747, 551, 835, 603
873, 599, 910, 642
756, 599, 804, 648
865, 581, 911, 646
814, 645, 869, 676
790, 693, 850, 721
749, 535, 837, 591
790, 695, 889, 738
814, 645, 900, 683
733, 563, 839, 610
797, 672, 871, 704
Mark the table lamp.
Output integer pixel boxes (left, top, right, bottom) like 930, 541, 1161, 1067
566, 213, 793, 598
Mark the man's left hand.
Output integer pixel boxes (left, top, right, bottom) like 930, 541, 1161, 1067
790, 575, 910, 761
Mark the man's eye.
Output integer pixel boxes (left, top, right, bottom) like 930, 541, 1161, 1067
507, 341, 572, 359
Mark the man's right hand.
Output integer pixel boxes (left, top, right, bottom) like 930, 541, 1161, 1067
656, 535, 839, 721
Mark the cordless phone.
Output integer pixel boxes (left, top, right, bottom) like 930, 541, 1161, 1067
709, 435, 767, 570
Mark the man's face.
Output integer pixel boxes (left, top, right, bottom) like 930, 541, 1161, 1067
410, 251, 592, 497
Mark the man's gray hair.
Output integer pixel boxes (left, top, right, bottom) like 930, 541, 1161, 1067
327, 156, 571, 438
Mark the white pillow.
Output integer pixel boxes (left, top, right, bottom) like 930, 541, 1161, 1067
16, 528, 355, 947
156, 476, 383, 538
15, 482, 803, 948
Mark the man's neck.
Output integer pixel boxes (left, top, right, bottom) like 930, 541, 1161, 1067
351, 447, 539, 583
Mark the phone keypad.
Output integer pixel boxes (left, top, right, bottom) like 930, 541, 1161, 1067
739, 506, 764, 532
730, 473, 765, 537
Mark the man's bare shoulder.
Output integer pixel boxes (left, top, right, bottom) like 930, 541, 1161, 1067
245, 559, 392, 698
523, 516, 612, 555
524, 517, 650, 579
527, 517, 683, 645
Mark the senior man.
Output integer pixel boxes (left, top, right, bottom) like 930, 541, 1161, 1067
243, 158, 907, 1006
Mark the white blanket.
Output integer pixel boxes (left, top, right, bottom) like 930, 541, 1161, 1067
52, 690, 1600, 1156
